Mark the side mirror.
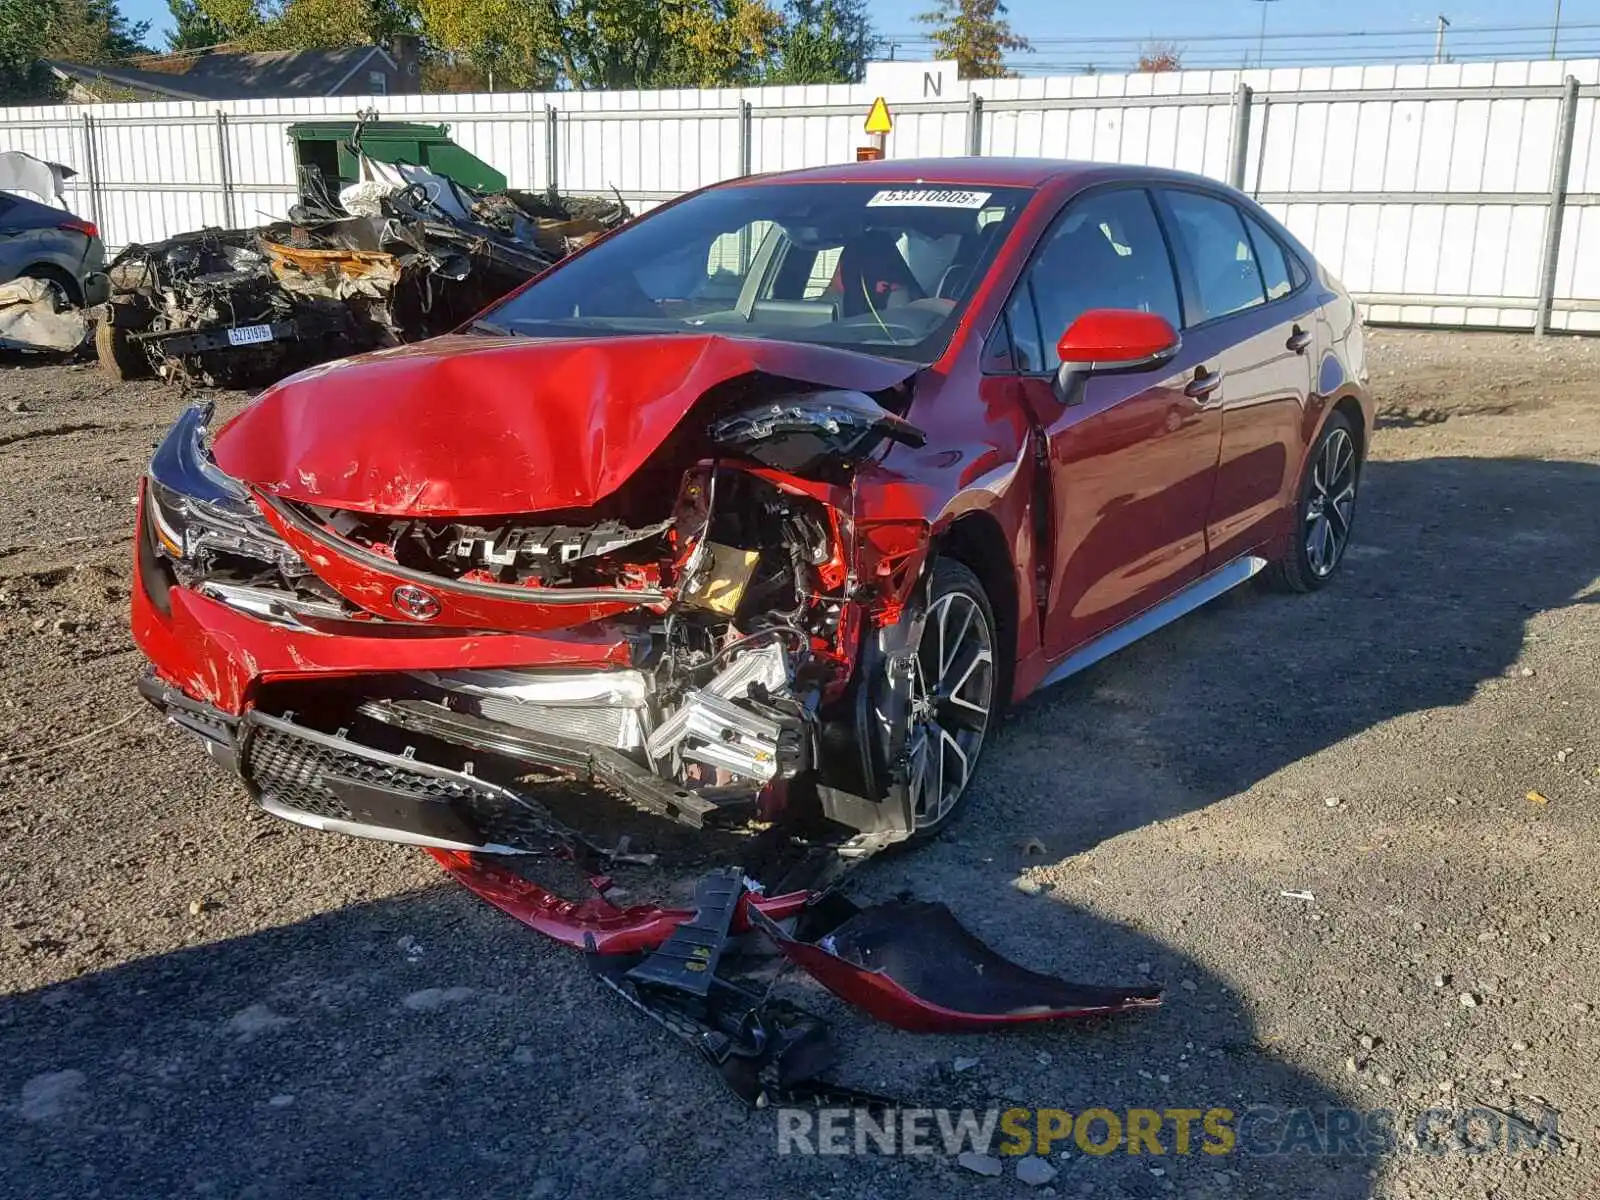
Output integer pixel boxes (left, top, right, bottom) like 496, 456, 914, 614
1053, 309, 1181, 404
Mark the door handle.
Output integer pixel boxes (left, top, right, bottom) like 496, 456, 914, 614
1287, 325, 1312, 353
1184, 367, 1223, 400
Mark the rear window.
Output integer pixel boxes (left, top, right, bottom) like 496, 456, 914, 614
1243, 212, 1293, 301
1162, 190, 1267, 324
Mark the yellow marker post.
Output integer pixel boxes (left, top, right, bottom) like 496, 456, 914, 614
862, 96, 893, 159
864, 97, 894, 135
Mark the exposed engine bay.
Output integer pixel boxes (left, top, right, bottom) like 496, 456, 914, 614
138, 376, 932, 863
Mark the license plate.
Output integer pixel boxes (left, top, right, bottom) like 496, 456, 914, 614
226, 323, 274, 346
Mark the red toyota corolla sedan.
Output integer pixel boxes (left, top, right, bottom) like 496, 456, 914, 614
132, 158, 1371, 865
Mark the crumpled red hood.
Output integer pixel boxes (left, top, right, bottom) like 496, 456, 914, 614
212, 333, 917, 517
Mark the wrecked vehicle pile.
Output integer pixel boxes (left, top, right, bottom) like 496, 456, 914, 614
0, 276, 88, 354
0, 150, 108, 354
97, 186, 627, 386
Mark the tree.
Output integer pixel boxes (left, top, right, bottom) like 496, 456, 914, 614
191, 0, 417, 52
915, 0, 1029, 80
657, 0, 782, 87
0, 0, 58, 103
417, 0, 782, 91
0, 0, 152, 103
166, 0, 229, 50
193, 0, 264, 40
418, 0, 545, 88
1136, 40, 1181, 72
536, 0, 781, 90
50, 0, 152, 62
763, 0, 876, 85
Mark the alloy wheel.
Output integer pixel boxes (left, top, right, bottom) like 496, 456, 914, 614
1305, 426, 1357, 578
906, 589, 995, 829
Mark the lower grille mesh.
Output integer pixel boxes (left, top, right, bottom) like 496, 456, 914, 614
243, 724, 360, 821
241, 720, 556, 848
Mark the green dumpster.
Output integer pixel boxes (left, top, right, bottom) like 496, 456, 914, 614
287, 121, 507, 201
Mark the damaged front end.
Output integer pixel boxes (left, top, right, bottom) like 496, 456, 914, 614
135, 344, 934, 865
133, 334, 1161, 1089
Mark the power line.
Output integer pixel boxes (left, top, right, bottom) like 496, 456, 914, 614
1062, 37, 1600, 59
882, 19, 1600, 74
898, 36, 1599, 58
1015, 52, 1600, 72
881, 20, 1600, 45
878, 21, 1600, 48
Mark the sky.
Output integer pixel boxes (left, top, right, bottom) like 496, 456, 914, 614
119, 0, 1600, 71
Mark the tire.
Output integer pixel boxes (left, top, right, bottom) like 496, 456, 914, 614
20, 264, 81, 308
95, 316, 151, 381
902, 559, 999, 838
1266, 410, 1360, 593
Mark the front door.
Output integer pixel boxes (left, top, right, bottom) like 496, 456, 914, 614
998, 186, 1226, 660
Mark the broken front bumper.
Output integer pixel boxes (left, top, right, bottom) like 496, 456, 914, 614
135, 571, 1161, 1098
137, 670, 722, 855
434, 853, 1162, 1108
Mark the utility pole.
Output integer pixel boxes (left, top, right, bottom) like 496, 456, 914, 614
1435, 15, 1451, 64
1551, 0, 1564, 59
1248, 0, 1281, 69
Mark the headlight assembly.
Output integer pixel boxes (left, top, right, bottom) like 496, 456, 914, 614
708, 389, 925, 481
145, 404, 304, 576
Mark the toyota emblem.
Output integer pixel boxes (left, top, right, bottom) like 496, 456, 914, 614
391, 584, 441, 620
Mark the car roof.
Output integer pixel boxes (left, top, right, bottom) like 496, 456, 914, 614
727, 157, 1223, 192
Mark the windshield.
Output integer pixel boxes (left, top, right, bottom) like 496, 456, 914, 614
482, 182, 1034, 362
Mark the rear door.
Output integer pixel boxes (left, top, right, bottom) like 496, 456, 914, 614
995, 186, 1225, 659
1155, 188, 1319, 567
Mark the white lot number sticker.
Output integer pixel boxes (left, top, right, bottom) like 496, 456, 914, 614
866, 188, 993, 209
226, 323, 274, 346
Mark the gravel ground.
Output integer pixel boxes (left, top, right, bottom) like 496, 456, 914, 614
0, 329, 1596, 1200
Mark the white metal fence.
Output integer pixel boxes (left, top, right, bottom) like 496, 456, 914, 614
4, 57, 1600, 332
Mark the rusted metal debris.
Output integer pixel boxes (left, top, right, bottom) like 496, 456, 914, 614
95, 184, 628, 388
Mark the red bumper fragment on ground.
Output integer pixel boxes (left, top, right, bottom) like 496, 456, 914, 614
430, 851, 1162, 1033
747, 896, 1163, 1032
426, 849, 811, 956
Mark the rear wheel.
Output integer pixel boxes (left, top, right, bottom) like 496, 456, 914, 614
1267, 411, 1360, 592
20, 264, 81, 308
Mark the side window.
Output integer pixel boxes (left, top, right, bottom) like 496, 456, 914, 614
802, 246, 842, 298
1004, 284, 1045, 372
1022, 189, 1182, 371
1162, 190, 1267, 323
1242, 212, 1292, 301
983, 310, 1016, 371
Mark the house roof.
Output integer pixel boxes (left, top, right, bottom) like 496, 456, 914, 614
49, 46, 395, 102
